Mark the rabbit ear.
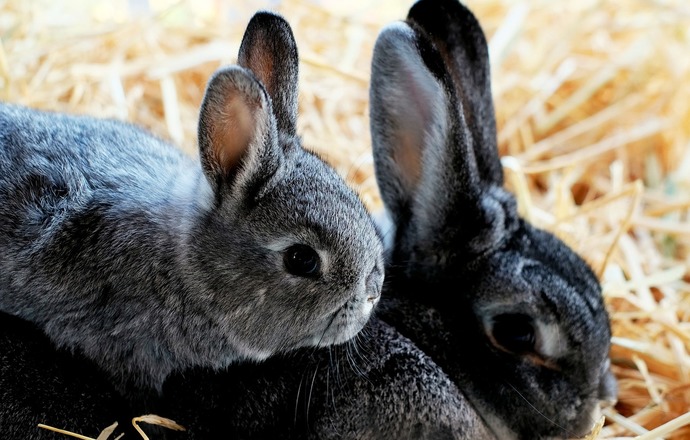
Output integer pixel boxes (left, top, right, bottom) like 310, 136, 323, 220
371, 22, 506, 255
197, 66, 279, 193
407, 0, 503, 186
237, 11, 299, 136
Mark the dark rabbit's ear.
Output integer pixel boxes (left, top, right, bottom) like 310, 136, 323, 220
407, 0, 503, 186
370, 22, 509, 257
238, 11, 299, 136
370, 22, 482, 224
197, 66, 278, 192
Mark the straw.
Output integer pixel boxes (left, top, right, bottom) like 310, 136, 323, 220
3, 0, 690, 438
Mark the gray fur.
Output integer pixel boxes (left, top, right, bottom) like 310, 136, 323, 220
370, 1, 617, 439
0, 11, 383, 391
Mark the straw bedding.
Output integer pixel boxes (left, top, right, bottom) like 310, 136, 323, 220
2, 0, 690, 438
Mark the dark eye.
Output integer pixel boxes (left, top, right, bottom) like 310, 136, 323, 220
491, 313, 536, 354
283, 244, 320, 277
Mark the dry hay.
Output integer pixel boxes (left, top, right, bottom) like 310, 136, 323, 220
1, 0, 690, 438
38, 414, 185, 440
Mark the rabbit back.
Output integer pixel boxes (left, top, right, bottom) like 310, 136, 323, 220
0, 311, 142, 440
0, 309, 494, 440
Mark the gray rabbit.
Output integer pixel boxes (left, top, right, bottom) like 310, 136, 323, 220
369, 0, 618, 438
0, 10, 383, 392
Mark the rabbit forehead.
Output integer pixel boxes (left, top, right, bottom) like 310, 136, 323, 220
249, 149, 383, 266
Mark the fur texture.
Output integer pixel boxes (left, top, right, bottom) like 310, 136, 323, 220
159, 317, 493, 440
369, 1, 618, 439
0, 311, 143, 439
0, 11, 383, 391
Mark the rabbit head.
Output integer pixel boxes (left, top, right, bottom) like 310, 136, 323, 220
369, 0, 617, 438
187, 11, 384, 361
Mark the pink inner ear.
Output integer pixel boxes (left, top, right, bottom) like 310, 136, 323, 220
242, 46, 275, 100
391, 62, 445, 194
393, 130, 424, 192
210, 93, 259, 174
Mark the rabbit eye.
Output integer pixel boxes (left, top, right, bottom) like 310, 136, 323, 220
491, 313, 536, 354
284, 244, 320, 277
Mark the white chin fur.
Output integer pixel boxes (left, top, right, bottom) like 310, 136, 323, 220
310, 294, 377, 347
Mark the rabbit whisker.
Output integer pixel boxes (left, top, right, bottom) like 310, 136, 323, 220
344, 335, 376, 390
293, 358, 322, 432
294, 366, 307, 426
344, 341, 363, 377
506, 381, 575, 438
305, 359, 321, 428
326, 346, 338, 412
357, 324, 376, 361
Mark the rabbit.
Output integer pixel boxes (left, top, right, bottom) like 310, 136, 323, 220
368, 0, 619, 439
0, 3, 618, 440
0, 10, 384, 393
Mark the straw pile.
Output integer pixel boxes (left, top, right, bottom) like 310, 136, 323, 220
2, 0, 690, 438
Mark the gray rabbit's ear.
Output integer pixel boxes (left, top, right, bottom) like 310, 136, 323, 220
197, 66, 278, 192
407, 0, 503, 186
238, 11, 298, 136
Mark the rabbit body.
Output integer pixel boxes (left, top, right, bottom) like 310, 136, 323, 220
0, 11, 384, 392
0, 311, 142, 440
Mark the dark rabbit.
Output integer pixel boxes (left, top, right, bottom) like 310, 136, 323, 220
0, 3, 617, 440
0, 11, 383, 392
369, 0, 618, 439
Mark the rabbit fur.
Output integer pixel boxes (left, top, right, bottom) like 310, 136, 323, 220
369, 0, 618, 438
0, 311, 144, 439
0, 10, 384, 392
